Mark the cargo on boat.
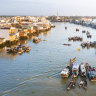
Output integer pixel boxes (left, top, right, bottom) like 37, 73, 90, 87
61, 68, 70, 78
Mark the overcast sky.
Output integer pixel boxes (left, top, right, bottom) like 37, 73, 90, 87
0, 0, 96, 16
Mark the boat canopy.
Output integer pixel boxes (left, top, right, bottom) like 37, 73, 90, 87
72, 62, 81, 70
90, 71, 96, 75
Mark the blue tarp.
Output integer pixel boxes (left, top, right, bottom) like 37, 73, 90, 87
72, 62, 81, 70
90, 71, 96, 75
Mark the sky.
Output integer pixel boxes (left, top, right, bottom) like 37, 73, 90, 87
0, 0, 96, 16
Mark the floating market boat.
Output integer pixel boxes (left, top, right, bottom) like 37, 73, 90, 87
82, 30, 86, 33
79, 80, 84, 87
79, 79, 87, 89
18, 48, 24, 54
61, 68, 70, 78
26, 46, 31, 52
88, 71, 96, 81
72, 62, 81, 78
76, 29, 79, 31
33, 37, 42, 43
80, 63, 86, 77
67, 79, 76, 91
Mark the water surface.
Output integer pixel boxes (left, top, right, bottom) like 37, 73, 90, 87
0, 23, 96, 96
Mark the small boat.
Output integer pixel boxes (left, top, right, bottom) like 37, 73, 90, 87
82, 30, 86, 33
65, 27, 67, 30
88, 71, 96, 81
63, 44, 71, 46
18, 48, 24, 54
26, 46, 31, 52
61, 68, 70, 78
87, 34, 92, 38
80, 63, 86, 77
33, 37, 42, 43
67, 79, 76, 91
76, 29, 79, 31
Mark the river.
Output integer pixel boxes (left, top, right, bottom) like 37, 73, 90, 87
0, 22, 96, 96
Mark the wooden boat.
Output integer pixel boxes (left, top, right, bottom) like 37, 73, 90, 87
80, 63, 86, 77
88, 71, 96, 81
26, 46, 31, 52
76, 29, 79, 31
79, 79, 87, 89
87, 34, 92, 38
61, 68, 69, 78
18, 48, 24, 54
82, 30, 86, 33
33, 37, 42, 43
63, 44, 71, 46
67, 79, 76, 91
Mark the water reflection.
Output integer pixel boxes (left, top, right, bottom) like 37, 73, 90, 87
0, 30, 51, 59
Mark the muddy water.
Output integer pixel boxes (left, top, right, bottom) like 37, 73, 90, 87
0, 23, 96, 96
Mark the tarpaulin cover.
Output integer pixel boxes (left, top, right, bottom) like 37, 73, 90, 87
90, 71, 96, 75
72, 62, 81, 70
61, 68, 69, 74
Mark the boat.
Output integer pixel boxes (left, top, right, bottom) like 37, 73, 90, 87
79, 79, 87, 89
76, 29, 79, 31
80, 63, 86, 77
65, 27, 67, 30
61, 68, 70, 78
87, 34, 92, 38
88, 71, 96, 81
79, 80, 84, 87
82, 30, 86, 33
33, 37, 42, 43
72, 62, 81, 78
63, 44, 71, 46
67, 79, 76, 91
18, 48, 24, 54
26, 46, 31, 52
